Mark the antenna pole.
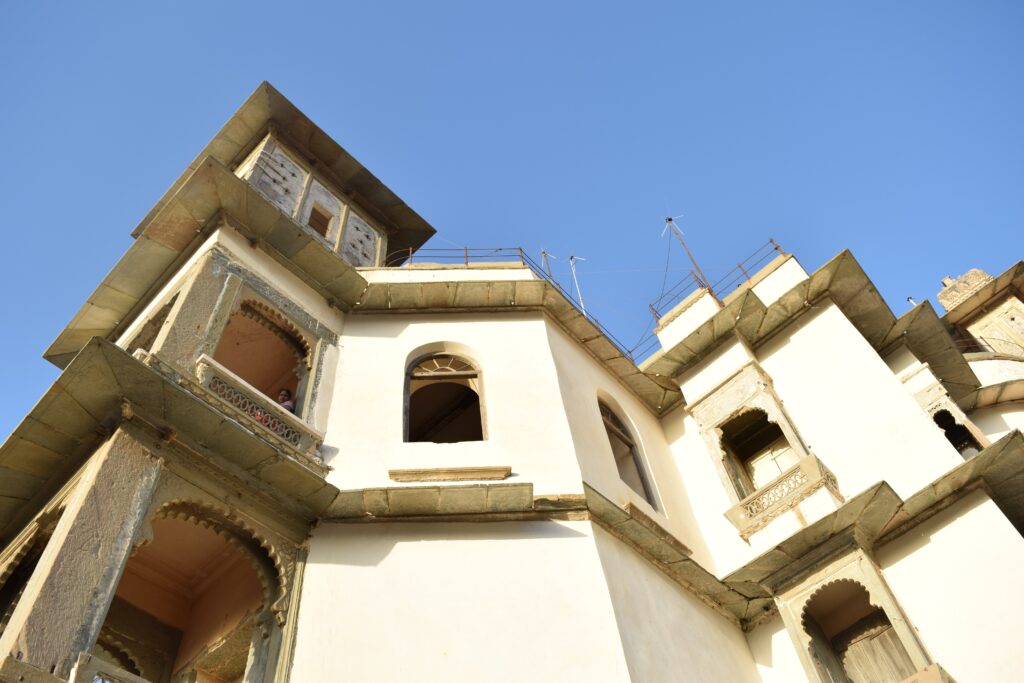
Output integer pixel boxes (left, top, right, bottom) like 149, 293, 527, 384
568, 255, 586, 315
665, 217, 711, 291
540, 250, 556, 279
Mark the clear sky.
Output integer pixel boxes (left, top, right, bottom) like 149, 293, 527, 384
0, 2, 1021, 438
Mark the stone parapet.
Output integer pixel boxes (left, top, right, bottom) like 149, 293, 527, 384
725, 456, 843, 539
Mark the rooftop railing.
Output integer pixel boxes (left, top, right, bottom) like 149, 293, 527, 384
648, 239, 785, 320
382, 247, 646, 362
955, 336, 1024, 360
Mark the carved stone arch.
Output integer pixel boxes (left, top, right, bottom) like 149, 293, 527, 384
238, 299, 313, 370
142, 473, 302, 624
95, 633, 143, 678
798, 577, 881, 633
150, 499, 289, 625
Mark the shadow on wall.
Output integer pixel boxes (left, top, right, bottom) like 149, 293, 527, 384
309, 520, 588, 568
876, 487, 981, 567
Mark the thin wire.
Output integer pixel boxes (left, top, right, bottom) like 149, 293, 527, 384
658, 226, 674, 298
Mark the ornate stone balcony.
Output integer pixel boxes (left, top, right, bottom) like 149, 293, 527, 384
193, 355, 324, 462
725, 455, 842, 539
132, 350, 326, 476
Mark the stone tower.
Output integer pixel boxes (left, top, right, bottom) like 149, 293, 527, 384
0, 83, 1022, 683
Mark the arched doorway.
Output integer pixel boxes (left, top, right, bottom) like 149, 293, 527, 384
801, 579, 916, 683
98, 505, 281, 682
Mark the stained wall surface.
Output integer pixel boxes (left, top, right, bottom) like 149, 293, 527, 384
876, 488, 1024, 683
291, 521, 632, 682
591, 525, 762, 683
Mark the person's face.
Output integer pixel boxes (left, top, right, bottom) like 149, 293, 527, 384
278, 391, 291, 402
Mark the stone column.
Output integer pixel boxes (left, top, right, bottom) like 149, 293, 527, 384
0, 429, 162, 679
151, 249, 241, 372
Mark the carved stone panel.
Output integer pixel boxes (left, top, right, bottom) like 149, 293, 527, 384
247, 143, 307, 217
340, 211, 380, 267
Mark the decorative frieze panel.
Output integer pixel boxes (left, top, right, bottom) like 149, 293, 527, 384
725, 456, 843, 539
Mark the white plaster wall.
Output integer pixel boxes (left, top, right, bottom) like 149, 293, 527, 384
327, 311, 583, 494
677, 340, 755, 405
970, 402, 1024, 441
751, 256, 808, 307
969, 358, 1024, 385
591, 524, 762, 683
291, 521, 631, 683
876, 488, 1024, 683
746, 615, 809, 683
661, 406, 751, 574
758, 302, 963, 500
543, 322, 707, 560
656, 289, 722, 351
885, 345, 920, 378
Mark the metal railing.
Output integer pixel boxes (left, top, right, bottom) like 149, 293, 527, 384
649, 239, 785, 320
385, 247, 527, 267
648, 271, 707, 320
954, 336, 1024, 359
381, 246, 646, 362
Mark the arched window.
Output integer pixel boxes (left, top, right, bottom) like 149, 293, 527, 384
801, 580, 915, 683
599, 402, 656, 507
406, 354, 483, 443
212, 300, 312, 415
720, 409, 798, 497
933, 410, 982, 459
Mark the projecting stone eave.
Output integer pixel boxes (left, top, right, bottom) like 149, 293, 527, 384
640, 249, 979, 407
352, 267, 682, 414
940, 260, 1024, 325
132, 81, 436, 256
0, 337, 339, 544
44, 158, 369, 368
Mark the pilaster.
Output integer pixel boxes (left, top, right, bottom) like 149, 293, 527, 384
0, 429, 162, 679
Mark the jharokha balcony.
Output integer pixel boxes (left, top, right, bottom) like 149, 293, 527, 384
725, 455, 843, 540
134, 350, 326, 475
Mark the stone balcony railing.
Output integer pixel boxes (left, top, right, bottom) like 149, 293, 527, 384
193, 355, 324, 460
70, 652, 151, 683
725, 455, 843, 539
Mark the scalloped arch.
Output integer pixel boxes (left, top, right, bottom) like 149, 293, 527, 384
799, 577, 882, 633
150, 499, 289, 621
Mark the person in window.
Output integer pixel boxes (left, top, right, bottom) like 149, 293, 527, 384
277, 389, 295, 413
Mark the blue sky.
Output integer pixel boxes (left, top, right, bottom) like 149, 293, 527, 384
0, 2, 1021, 438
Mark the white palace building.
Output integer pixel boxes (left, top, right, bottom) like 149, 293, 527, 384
0, 83, 1021, 683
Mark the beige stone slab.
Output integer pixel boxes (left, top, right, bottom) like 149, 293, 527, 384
389, 466, 511, 482
437, 486, 488, 514
485, 484, 534, 512
387, 487, 440, 515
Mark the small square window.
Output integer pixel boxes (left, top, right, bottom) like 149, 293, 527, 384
307, 205, 332, 237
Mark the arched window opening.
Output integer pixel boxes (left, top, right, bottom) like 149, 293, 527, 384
406, 355, 483, 443
100, 514, 269, 682
600, 402, 656, 507
213, 300, 311, 415
0, 544, 44, 636
933, 410, 982, 459
720, 409, 798, 496
802, 580, 915, 683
